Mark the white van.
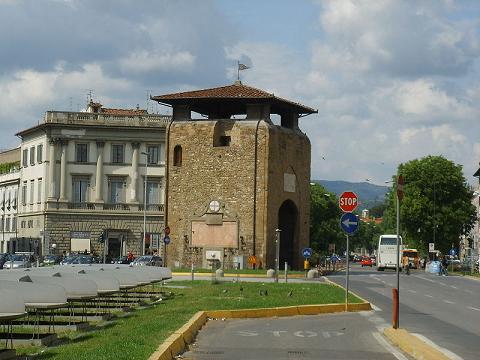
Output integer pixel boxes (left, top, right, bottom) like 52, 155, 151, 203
377, 235, 402, 271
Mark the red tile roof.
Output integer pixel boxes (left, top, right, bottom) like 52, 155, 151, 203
101, 108, 148, 116
151, 82, 317, 115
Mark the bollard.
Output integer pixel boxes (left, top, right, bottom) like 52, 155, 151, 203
392, 288, 399, 329
284, 262, 288, 283
191, 263, 194, 281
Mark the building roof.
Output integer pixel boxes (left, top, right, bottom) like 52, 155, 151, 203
151, 81, 317, 116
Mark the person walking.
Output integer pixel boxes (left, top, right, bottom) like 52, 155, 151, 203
441, 256, 448, 276
402, 254, 410, 275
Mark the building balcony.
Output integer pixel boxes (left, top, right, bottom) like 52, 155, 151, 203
44, 111, 171, 128
139, 204, 165, 212
59, 202, 164, 213
67, 202, 96, 210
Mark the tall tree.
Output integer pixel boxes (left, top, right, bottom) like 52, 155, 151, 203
382, 156, 476, 255
310, 183, 343, 254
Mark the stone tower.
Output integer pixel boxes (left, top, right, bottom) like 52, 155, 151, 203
151, 82, 316, 270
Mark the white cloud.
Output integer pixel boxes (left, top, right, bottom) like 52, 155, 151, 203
119, 50, 196, 73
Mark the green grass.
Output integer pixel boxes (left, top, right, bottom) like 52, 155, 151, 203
23, 280, 360, 360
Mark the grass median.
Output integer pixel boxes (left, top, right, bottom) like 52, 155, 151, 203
26, 280, 361, 360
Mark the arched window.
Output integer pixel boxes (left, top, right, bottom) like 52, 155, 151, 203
173, 145, 182, 167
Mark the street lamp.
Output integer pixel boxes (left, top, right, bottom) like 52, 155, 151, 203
141, 151, 149, 256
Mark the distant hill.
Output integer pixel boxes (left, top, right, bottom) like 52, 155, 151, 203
313, 180, 390, 210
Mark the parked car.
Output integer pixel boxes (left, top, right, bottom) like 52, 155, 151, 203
42, 254, 63, 266
2, 254, 33, 269
113, 256, 133, 264
60, 255, 79, 265
0, 253, 10, 269
71, 255, 95, 264
131, 255, 163, 267
361, 256, 373, 267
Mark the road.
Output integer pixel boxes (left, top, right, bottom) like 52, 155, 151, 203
182, 312, 411, 360
328, 264, 480, 360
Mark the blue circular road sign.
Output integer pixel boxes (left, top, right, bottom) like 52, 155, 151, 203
163, 236, 171, 245
449, 248, 456, 256
302, 247, 313, 258
340, 213, 359, 234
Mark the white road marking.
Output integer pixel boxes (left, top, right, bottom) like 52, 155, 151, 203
373, 332, 409, 360
450, 285, 457, 289
407, 289, 417, 294
443, 300, 455, 304
371, 303, 382, 312
467, 306, 480, 312
424, 294, 433, 298
412, 333, 464, 360
465, 289, 473, 294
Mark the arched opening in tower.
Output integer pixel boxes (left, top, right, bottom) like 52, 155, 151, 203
278, 199, 298, 269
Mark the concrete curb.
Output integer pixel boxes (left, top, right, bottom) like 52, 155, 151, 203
147, 302, 371, 360
383, 328, 451, 360
171, 272, 308, 279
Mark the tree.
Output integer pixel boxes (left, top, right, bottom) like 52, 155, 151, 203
382, 156, 476, 255
352, 220, 383, 253
310, 183, 343, 255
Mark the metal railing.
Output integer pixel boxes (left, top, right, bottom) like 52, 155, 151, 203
103, 203, 130, 211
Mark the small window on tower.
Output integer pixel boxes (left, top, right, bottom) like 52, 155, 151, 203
219, 136, 231, 147
173, 145, 182, 167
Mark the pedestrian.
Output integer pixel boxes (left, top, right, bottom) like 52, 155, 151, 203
442, 256, 448, 276
402, 255, 410, 275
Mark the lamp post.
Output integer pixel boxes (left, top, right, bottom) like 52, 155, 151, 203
141, 151, 149, 256
275, 229, 281, 283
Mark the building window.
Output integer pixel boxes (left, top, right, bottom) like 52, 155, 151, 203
37, 179, 42, 204
173, 145, 182, 167
11, 189, 17, 209
27, 220, 33, 228
5, 217, 10, 232
21, 221, 26, 229
219, 136, 231, 146
30, 180, 34, 205
75, 143, 88, 163
111, 144, 124, 164
21, 182, 27, 205
146, 181, 160, 205
30, 146, 35, 166
22, 149, 28, 167
109, 178, 125, 203
37, 144, 43, 163
73, 177, 89, 203
11, 216, 16, 232
147, 145, 160, 165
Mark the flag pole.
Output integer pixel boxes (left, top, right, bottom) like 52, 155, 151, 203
237, 60, 240, 81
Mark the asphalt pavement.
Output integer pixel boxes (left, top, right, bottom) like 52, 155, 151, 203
182, 312, 412, 360
327, 264, 480, 360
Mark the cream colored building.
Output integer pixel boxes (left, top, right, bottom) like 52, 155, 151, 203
7, 102, 170, 258
0, 148, 20, 253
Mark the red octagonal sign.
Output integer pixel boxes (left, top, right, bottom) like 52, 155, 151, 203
339, 191, 358, 212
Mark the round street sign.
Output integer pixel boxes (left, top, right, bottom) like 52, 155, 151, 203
302, 247, 313, 258
163, 236, 171, 245
340, 212, 359, 234
164, 226, 170, 236
339, 191, 359, 212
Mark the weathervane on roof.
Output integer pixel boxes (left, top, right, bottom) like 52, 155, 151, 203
237, 61, 250, 82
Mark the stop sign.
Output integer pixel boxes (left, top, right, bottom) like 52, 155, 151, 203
339, 191, 358, 212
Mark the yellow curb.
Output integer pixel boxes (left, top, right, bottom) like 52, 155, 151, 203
384, 328, 451, 360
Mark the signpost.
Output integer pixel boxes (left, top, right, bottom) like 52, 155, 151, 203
394, 174, 404, 329
339, 191, 358, 312
429, 243, 435, 252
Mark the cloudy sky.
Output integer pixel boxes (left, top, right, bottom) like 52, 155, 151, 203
1, 0, 479, 185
